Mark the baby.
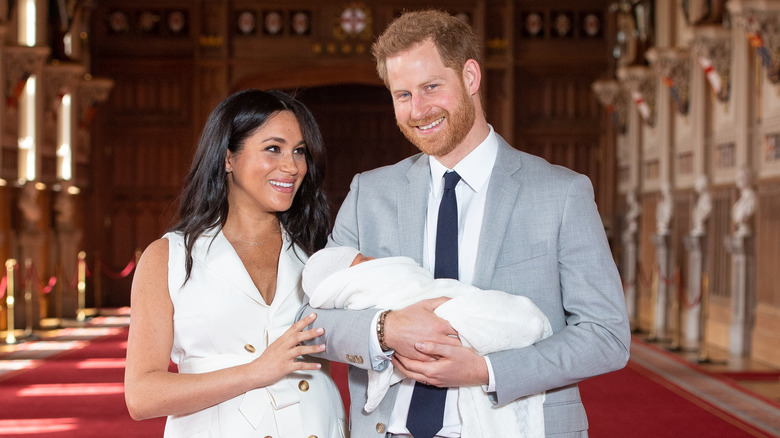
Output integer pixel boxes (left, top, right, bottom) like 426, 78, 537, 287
302, 246, 552, 438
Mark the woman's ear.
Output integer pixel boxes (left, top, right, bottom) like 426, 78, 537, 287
225, 152, 233, 173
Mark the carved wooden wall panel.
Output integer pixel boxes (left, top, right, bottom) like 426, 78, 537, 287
638, 192, 659, 332
757, 181, 780, 306
514, 70, 609, 210
672, 195, 691, 309
709, 187, 733, 300
294, 85, 417, 212
85, 0, 618, 307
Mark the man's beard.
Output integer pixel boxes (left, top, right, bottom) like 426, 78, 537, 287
398, 84, 476, 157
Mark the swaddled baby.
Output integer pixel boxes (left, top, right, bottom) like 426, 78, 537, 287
302, 246, 553, 438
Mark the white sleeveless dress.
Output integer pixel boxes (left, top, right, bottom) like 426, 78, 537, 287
163, 229, 346, 438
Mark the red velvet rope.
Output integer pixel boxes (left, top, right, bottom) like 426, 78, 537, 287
100, 259, 136, 280
0, 253, 136, 300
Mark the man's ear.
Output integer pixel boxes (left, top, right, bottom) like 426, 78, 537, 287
463, 59, 481, 95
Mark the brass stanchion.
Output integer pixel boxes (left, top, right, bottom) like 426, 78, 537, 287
667, 267, 682, 352
94, 252, 102, 315
23, 258, 34, 338
76, 251, 87, 322
54, 263, 63, 325
5, 259, 17, 344
697, 272, 711, 363
646, 267, 659, 342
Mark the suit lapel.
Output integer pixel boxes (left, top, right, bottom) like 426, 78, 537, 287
397, 155, 430, 265
474, 138, 523, 289
191, 230, 268, 306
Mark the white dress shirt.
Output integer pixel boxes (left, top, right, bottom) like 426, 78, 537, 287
379, 127, 499, 437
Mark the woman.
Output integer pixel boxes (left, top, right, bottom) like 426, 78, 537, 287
124, 89, 346, 437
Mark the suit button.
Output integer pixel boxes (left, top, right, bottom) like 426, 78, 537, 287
298, 380, 310, 392
308, 436, 318, 438
244, 344, 256, 353
376, 422, 386, 434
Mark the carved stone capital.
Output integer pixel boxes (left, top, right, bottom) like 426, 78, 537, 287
731, 6, 780, 83
617, 65, 656, 127
646, 47, 691, 115
42, 62, 87, 113
3, 46, 51, 99
75, 76, 114, 128
591, 79, 628, 134
692, 28, 732, 102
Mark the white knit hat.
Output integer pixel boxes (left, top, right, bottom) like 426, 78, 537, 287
302, 246, 361, 295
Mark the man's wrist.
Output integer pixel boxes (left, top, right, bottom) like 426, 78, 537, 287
376, 309, 392, 351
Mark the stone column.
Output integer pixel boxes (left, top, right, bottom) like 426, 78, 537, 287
724, 234, 755, 355
651, 233, 670, 341
683, 234, 704, 349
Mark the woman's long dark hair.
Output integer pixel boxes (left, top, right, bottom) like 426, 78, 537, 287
171, 89, 330, 282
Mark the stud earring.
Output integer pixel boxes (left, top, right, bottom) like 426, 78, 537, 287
226, 168, 232, 173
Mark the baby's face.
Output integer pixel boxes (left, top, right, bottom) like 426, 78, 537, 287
350, 253, 374, 266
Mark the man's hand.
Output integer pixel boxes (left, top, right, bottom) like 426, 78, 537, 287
384, 297, 460, 361
392, 342, 489, 387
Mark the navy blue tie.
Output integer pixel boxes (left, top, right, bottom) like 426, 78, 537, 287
407, 171, 461, 438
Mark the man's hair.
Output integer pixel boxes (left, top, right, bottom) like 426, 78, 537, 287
371, 9, 481, 86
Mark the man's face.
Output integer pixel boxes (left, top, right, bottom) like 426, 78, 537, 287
385, 40, 476, 158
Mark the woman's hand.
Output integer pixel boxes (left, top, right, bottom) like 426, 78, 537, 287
249, 312, 327, 388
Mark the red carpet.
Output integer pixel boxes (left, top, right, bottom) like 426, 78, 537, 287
580, 361, 774, 437
2, 326, 777, 437
0, 327, 165, 437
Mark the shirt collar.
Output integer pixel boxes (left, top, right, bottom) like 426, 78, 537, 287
429, 125, 498, 195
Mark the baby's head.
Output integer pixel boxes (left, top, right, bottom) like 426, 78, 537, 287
302, 246, 373, 294
350, 252, 374, 266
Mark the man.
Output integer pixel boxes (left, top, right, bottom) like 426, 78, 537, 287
299, 9, 630, 437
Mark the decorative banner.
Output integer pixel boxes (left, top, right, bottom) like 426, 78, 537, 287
631, 90, 653, 125
698, 57, 722, 98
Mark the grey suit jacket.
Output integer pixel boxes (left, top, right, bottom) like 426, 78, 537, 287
301, 136, 631, 437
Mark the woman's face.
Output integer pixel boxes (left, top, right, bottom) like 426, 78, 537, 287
225, 110, 308, 216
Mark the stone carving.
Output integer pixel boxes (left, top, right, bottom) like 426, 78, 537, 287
690, 175, 712, 237
731, 166, 757, 238
623, 189, 640, 242
656, 183, 673, 236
